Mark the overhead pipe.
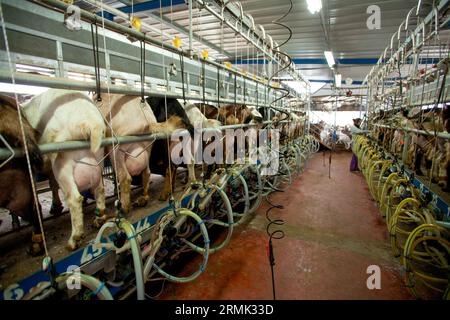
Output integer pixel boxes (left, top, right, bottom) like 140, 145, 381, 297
83, 0, 173, 43
405, 6, 418, 30
194, 0, 305, 84
34, 0, 281, 89
245, 13, 255, 39
0, 118, 294, 159
390, 30, 399, 53
374, 124, 450, 140
0, 70, 282, 108
416, 0, 422, 15
372, 0, 450, 82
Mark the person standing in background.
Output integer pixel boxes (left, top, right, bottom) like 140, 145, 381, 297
349, 118, 367, 172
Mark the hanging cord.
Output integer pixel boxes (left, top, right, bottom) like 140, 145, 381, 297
256, 82, 259, 108
265, 192, 285, 300
234, 73, 237, 105
243, 78, 246, 105
140, 39, 146, 103
179, 53, 187, 105
263, 0, 294, 301
91, 22, 102, 101
160, 0, 175, 206
201, 58, 207, 180
202, 60, 206, 105
0, 3, 49, 257
97, 0, 122, 208
217, 65, 221, 107
268, 51, 292, 110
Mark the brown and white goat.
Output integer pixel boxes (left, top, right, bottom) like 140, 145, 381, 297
0, 95, 44, 255
95, 94, 183, 211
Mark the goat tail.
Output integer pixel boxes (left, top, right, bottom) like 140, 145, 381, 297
150, 115, 192, 136
89, 124, 104, 153
26, 136, 44, 171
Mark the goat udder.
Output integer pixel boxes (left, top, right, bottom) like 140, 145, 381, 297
125, 147, 149, 177
73, 157, 101, 192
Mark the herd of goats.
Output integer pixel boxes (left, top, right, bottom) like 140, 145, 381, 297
0, 89, 308, 260
371, 106, 450, 192
3, 86, 449, 299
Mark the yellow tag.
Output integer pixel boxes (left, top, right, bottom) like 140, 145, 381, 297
173, 36, 182, 49
131, 16, 142, 31
61, 0, 73, 4
242, 69, 247, 75
224, 62, 232, 69
201, 49, 209, 60
253, 74, 257, 79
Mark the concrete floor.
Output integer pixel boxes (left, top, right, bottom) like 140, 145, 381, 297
159, 151, 412, 300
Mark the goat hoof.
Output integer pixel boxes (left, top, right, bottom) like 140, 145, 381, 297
73, 233, 85, 241
28, 233, 45, 256
50, 203, 63, 216
66, 242, 78, 251
93, 216, 106, 229
27, 242, 44, 257
134, 196, 148, 207
67, 237, 83, 251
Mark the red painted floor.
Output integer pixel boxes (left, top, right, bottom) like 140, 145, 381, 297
159, 151, 412, 300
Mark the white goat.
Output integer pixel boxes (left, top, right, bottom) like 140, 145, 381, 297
22, 89, 106, 250
183, 103, 221, 182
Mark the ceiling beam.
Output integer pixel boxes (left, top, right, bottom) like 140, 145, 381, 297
231, 57, 441, 65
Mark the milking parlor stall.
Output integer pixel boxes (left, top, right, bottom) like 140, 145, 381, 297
0, 0, 449, 303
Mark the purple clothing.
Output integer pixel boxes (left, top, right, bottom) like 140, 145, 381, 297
350, 154, 359, 172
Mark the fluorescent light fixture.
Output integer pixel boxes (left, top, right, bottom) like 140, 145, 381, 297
307, 0, 322, 14
0, 83, 49, 95
335, 74, 342, 87
324, 51, 335, 68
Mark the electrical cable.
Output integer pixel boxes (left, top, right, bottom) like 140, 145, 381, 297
263, 0, 294, 301
90, 22, 101, 101
265, 192, 285, 300
140, 39, 146, 103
